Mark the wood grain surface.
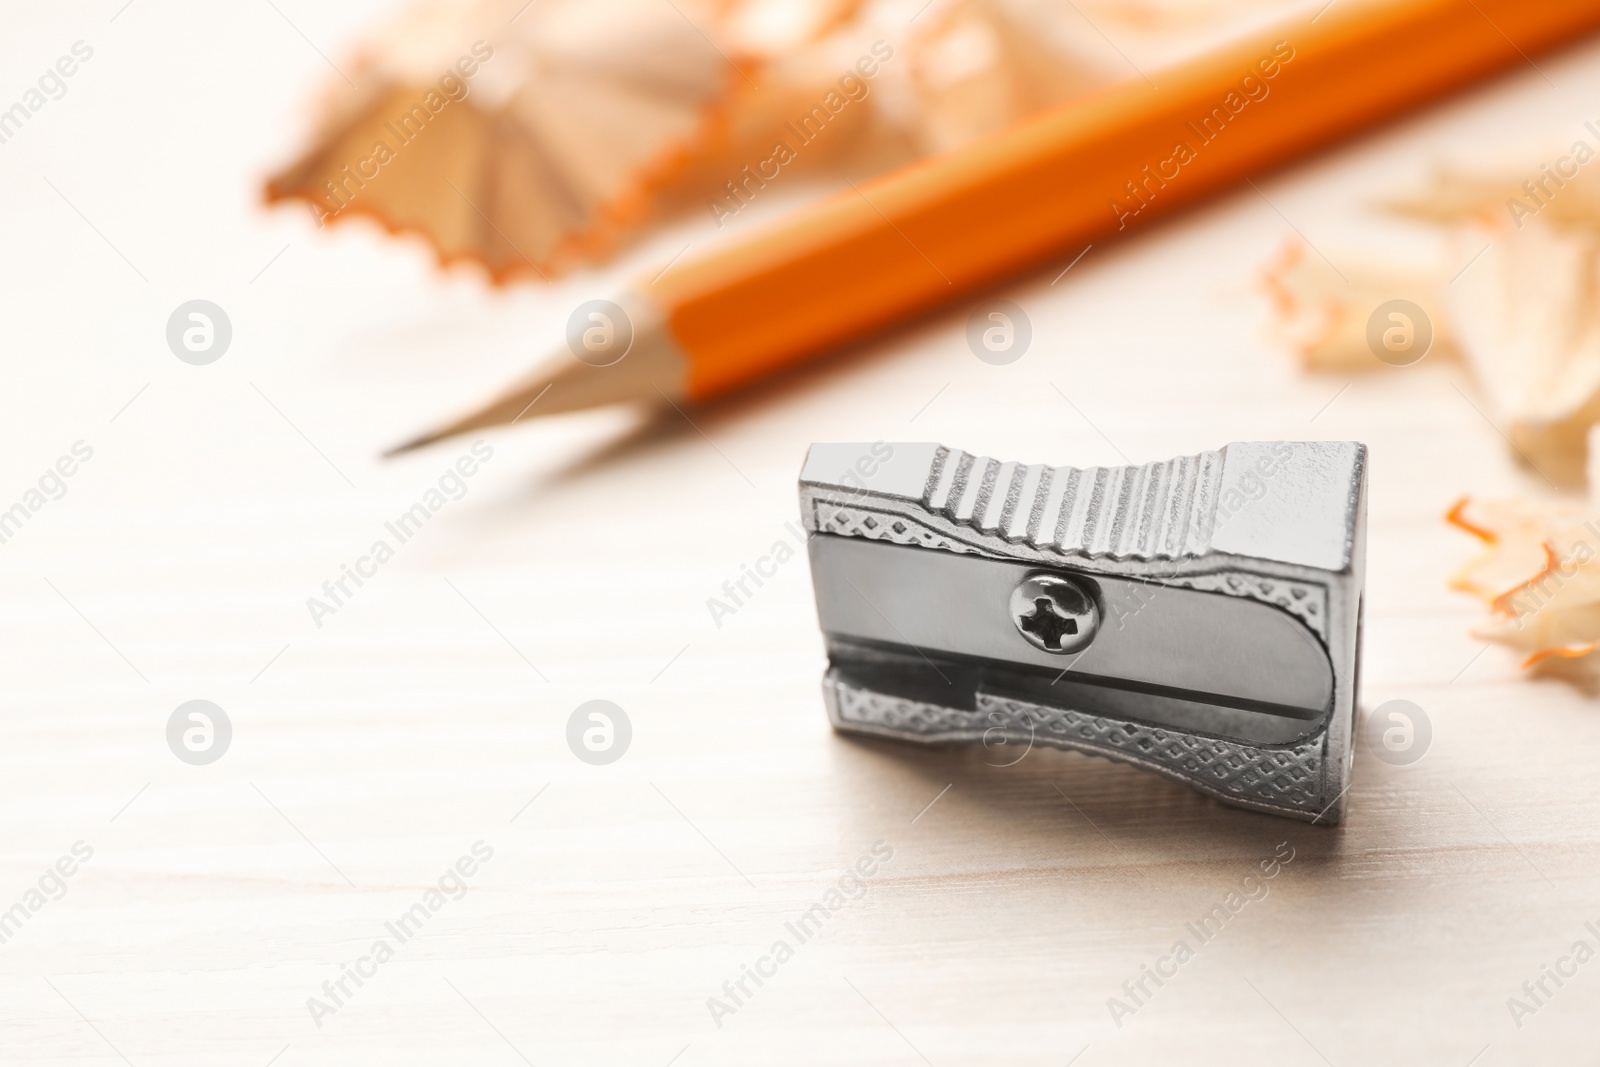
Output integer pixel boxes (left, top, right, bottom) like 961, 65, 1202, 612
3, 3, 1600, 1065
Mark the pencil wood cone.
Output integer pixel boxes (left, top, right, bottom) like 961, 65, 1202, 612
384, 291, 686, 455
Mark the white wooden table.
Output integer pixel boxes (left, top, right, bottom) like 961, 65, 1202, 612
4, 3, 1600, 1064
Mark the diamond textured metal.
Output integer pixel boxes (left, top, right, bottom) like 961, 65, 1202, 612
825, 676, 1326, 816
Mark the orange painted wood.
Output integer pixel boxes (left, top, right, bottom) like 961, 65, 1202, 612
657, 0, 1600, 399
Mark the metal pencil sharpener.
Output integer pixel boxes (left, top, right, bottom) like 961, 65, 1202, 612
799, 441, 1367, 823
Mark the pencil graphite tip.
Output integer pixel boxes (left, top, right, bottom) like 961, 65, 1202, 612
381, 429, 450, 458
381, 368, 560, 458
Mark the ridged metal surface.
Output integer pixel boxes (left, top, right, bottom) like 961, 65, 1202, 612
923, 446, 1225, 560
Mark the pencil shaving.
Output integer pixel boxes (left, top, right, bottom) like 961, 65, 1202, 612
266, 0, 752, 280
1264, 150, 1600, 486
1259, 238, 1448, 371
1448, 495, 1600, 673
897, 0, 1118, 154
1443, 215, 1600, 488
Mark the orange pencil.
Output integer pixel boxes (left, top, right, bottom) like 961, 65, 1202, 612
392, 0, 1600, 453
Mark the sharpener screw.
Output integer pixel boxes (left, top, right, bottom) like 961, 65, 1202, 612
1009, 574, 1098, 654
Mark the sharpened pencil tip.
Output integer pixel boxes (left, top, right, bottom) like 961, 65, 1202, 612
381, 431, 440, 458
377, 313, 686, 458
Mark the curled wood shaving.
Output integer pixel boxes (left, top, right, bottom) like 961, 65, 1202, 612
1448, 495, 1600, 671
1258, 238, 1449, 371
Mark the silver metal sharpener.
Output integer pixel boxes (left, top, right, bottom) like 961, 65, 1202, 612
799, 441, 1367, 824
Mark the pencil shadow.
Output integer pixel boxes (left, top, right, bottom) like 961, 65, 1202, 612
535, 404, 698, 486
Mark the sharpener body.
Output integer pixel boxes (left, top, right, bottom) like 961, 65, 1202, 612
799, 441, 1367, 823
